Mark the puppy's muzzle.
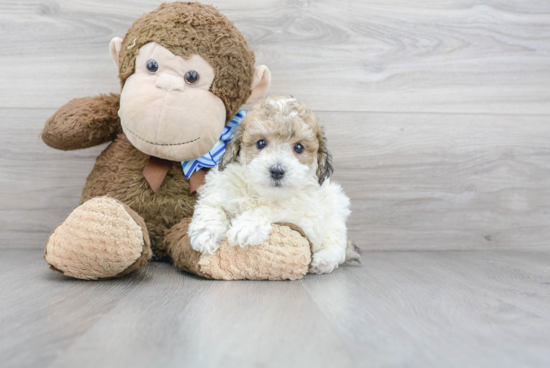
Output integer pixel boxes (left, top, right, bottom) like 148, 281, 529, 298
270, 165, 285, 181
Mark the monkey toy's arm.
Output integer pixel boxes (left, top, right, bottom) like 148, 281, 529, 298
41, 93, 121, 150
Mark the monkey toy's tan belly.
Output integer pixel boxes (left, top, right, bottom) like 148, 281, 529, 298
80, 134, 196, 259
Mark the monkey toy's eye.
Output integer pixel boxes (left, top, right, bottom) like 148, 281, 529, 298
146, 59, 159, 74
256, 139, 267, 149
294, 143, 304, 154
184, 70, 199, 85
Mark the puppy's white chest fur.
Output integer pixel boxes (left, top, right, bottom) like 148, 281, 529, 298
199, 164, 350, 250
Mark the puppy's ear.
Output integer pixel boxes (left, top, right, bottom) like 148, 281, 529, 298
219, 125, 243, 171
316, 128, 333, 185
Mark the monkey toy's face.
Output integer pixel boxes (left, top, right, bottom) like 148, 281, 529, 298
118, 42, 225, 161
110, 38, 270, 162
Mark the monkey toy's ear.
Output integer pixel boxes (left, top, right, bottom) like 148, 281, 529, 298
246, 66, 271, 104
218, 125, 243, 171
109, 37, 124, 67
316, 128, 334, 185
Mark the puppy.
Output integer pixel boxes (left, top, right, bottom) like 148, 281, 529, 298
188, 96, 361, 274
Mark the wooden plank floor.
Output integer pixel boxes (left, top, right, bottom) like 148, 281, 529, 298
1, 0, 549, 114
1, 248, 549, 368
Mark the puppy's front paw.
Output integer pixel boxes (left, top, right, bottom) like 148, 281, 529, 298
310, 249, 342, 274
227, 217, 272, 248
189, 223, 226, 255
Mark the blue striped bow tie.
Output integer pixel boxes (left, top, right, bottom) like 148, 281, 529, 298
180, 110, 245, 178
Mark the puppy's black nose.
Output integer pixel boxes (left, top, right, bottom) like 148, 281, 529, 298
270, 166, 285, 180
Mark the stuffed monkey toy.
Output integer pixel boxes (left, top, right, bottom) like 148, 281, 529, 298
42, 2, 312, 281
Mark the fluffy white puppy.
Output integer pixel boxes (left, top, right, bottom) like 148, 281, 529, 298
188, 96, 361, 274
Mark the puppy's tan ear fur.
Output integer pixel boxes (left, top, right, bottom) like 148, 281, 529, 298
219, 125, 243, 171
316, 128, 333, 185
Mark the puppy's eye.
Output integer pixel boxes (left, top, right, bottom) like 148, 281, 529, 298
256, 139, 267, 149
294, 143, 304, 154
184, 70, 199, 84
146, 59, 159, 74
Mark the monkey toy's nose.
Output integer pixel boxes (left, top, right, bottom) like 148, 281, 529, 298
270, 166, 285, 180
155, 74, 185, 91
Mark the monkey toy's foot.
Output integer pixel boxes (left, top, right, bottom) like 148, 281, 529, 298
44, 196, 152, 280
165, 219, 313, 281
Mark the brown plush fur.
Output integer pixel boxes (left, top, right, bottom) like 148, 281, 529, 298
162, 217, 211, 278
115, 202, 153, 277
42, 93, 122, 151
42, 2, 256, 259
119, 2, 255, 122
42, 94, 195, 259
41, 2, 310, 280
80, 133, 195, 259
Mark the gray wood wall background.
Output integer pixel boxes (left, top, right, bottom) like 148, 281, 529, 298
1, 0, 549, 250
